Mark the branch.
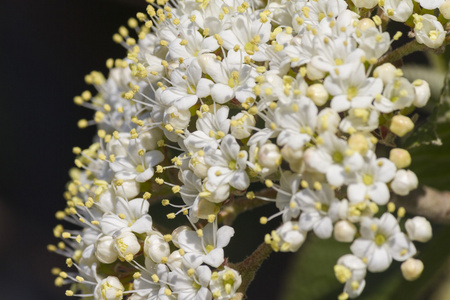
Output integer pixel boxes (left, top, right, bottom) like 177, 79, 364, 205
235, 242, 273, 296
393, 185, 450, 224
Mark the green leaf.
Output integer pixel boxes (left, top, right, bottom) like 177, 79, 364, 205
403, 60, 450, 148
408, 122, 450, 191
280, 236, 350, 300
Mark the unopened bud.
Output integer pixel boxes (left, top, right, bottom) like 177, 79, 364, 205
307, 83, 329, 106
412, 79, 430, 108
405, 216, 432, 242
401, 258, 424, 281
391, 169, 418, 196
390, 115, 414, 137
334, 220, 357, 242
389, 148, 411, 169
348, 133, 369, 155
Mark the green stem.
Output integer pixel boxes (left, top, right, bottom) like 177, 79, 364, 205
235, 242, 273, 296
377, 35, 450, 67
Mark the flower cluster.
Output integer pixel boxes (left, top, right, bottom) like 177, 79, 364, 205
49, 0, 445, 299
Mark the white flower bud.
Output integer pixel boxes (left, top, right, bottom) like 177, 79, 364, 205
353, 0, 378, 9
390, 115, 414, 137
389, 148, 411, 169
348, 133, 369, 155
358, 18, 376, 30
197, 53, 217, 73
405, 216, 432, 242
115, 179, 140, 199
440, 0, 450, 19
391, 169, 418, 196
144, 233, 170, 263
258, 143, 282, 169
316, 108, 340, 134
115, 230, 141, 260
401, 258, 424, 281
334, 220, 357, 242
412, 79, 430, 108
373, 63, 397, 85
281, 145, 304, 173
230, 112, 255, 139
94, 276, 124, 300
140, 128, 163, 151
95, 236, 118, 264
306, 62, 326, 80
165, 106, 191, 130
307, 83, 329, 106
413, 13, 445, 49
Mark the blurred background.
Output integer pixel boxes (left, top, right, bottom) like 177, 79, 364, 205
1, 0, 450, 299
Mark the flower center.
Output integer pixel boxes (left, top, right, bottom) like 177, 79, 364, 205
205, 244, 215, 253
332, 151, 344, 163
347, 86, 358, 100
187, 84, 197, 95
228, 160, 237, 170
374, 233, 386, 246
362, 174, 373, 185
135, 164, 144, 173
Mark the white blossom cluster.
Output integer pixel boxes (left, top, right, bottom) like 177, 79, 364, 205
49, 0, 445, 299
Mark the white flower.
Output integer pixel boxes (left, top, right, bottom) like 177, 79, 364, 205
275, 97, 317, 149
413, 13, 445, 49
334, 254, 367, 298
351, 213, 416, 272
161, 59, 214, 110
101, 197, 152, 236
382, 0, 413, 22
169, 265, 212, 300
324, 62, 383, 112
94, 276, 124, 300
204, 135, 250, 192
347, 151, 396, 205
176, 222, 234, 268
201, 50, 256, 104
405, 216, 432, 242
304, 131, 363, 187
297, 185, 340, 239
415, 0, 444, 9
210, 267, 242, 300
269, 221, 307, 252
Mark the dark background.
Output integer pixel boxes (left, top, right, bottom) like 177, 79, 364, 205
0, 1, 291, 298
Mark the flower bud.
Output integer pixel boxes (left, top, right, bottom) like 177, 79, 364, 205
197, 53, 217, 73
348, 133, 369, 155
316, 108, 340, 134
391, 169, 418, 196
390, 115, 414, 137
115, 230, 141, 260
352, 0, 378, 9
358, 18, 376, 30
334, 220, 357, 242
307, 83, 329, 106
405, 216, 432, 242
94, 276, 124, 300
401, 258, 424, 281
144, 233, 171, 263
258, 143, 282, 169
115, 179, 140, 199
281, 145, 304, 173
373, 63, 397, 85
306, 62, 325, 80
412, 79, 430, 108
389, 148, 411, 169
95, 236, 118, 264
440, 0, 450, 19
